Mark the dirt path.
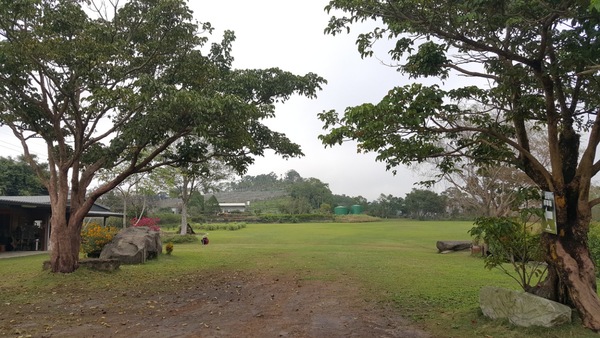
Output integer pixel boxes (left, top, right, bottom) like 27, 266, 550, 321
2, 270, 431, 337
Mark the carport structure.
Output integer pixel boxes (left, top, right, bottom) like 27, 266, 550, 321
0, 196, 121, 252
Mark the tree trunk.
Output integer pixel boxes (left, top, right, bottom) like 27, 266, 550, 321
49, 210, 82, 273
180, 175, 192, 235
532, 193, 600, 331
553, 240, 600, 329
122, 195, 128, 228
180, 202, 188, 235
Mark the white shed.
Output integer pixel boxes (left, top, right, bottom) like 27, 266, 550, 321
219, 202, 249, 213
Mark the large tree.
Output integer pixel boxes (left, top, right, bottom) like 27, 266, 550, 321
367, 193, 403, 218
441, 163, 533, 217
403, 189, 445, 220
165, 157, 232, 235
319, 0, 600, 330
288, 177, 333, 210
97, 164, 157, 228
0, 0, 325, 273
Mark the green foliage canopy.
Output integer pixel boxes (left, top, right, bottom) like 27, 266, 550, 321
0, 0, 326, 196
318, 0, 600, 329
204, 195, 220, 215
0, 0, 326, 273
0, 156, 48, 196
403, 189, 445, 219
319, 0, 600, 187
367, 193, 404, 218
288, 177, 333, 210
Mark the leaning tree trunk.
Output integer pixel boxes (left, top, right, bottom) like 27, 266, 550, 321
538, 233, 600, 330
554, 239, 600, 329
532, 193, 600, 331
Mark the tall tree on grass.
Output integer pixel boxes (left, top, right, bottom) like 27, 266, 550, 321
165, 157, 233, 235
0, 0, 325, 273
403, 189, 445, 220
319, 0, 600, 330
442, 163, 534, 217
97, 165, 155, 228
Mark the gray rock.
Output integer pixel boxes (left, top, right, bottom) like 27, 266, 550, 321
436, 240, 471, 252
479, 286, 572, 327
100, 226, 162, 264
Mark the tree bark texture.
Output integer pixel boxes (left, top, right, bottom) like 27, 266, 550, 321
49, 211, 81, 273
534, 191, 600, 330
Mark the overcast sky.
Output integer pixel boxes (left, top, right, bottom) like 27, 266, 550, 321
190, 0, 428, 200
0, 0, 435, 201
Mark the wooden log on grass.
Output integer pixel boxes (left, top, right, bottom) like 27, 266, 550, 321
436, 240, 472, 253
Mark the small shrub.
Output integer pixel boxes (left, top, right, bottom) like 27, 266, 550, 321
165, 242, 174, 255
190, 215, 206, 223
153, 213, 181, 226
80, 223, 119, 257
468, 211, 546, 291
105, 217, 124, 228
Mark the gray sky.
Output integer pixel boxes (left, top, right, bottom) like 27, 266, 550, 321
0, 0, 428, 201
191, 0, 424, 200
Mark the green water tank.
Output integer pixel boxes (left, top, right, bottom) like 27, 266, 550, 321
350, 205, 363, 214
334, 206, 349, 215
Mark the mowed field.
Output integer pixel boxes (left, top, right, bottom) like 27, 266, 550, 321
1, 220, 597, 337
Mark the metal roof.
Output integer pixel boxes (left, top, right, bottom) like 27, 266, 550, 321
219, 203, 247, 207
0, 196, 122, 217
0, 195, 51, 206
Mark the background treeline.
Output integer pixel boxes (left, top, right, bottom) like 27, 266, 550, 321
4, 156, 600, 224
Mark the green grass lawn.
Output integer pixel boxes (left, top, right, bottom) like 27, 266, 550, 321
1, 220, 597, 337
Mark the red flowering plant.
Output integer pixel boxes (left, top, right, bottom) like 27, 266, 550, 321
130, 217, 161, 232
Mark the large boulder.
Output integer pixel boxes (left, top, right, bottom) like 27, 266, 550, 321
479, 286, 572, 327
100, 226, 162, 264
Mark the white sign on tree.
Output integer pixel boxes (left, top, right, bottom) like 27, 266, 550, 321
543, 191, 558, 235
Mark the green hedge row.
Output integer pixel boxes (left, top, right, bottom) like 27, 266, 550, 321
195, 223, 247, 231
254, 214, 335, 223
160, 234, 199, 244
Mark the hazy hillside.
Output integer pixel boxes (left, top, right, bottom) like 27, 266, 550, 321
211, 190, 287, 203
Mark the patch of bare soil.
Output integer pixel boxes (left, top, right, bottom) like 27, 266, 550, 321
1, 270, 430, 337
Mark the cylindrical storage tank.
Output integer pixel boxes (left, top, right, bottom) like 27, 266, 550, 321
350, 205, 363, 214
334, 206, 349, 215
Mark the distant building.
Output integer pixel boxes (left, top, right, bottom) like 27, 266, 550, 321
158, 198, 182, 214
219, 202, 249, 213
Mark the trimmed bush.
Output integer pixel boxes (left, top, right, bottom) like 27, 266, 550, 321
195, 222, 247, 231
160, 234, 199, 244
256, 214, 334, 223
152, 213, 181, 227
